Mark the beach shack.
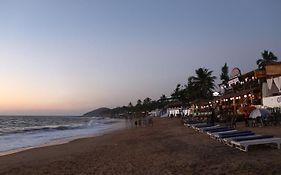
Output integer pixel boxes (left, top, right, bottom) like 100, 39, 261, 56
165, 101, 188, 117
210, 63, 281, 113
258, 63, 281, 108
204, 67, 263, 121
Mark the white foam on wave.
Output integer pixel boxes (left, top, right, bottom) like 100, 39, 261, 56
0, 118, 126, 156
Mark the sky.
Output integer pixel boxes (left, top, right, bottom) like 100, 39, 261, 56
0, 0, 280, 115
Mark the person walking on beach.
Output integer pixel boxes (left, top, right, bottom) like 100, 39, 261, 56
210, 108, 216, 126
148, 117, 153, 127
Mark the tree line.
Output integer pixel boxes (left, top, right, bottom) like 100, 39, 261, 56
97, 50, 278, 117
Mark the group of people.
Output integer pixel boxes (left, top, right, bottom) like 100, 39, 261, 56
125, 116, 154, 128
134, 116, 154, 127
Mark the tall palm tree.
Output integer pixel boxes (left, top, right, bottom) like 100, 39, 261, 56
159, 94, 167, 101
143, 97, 152, 105
188, 68, 216, 100
256, 50, 278, 69
171, 84, 181, 100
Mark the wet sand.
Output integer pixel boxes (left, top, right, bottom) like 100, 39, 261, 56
0, 118, 281, 175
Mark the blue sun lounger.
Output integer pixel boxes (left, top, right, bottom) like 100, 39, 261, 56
197, 125, 220, 132
191, 123, 213, 129
230, 137, 281, 152
221, 133, 256, 144
223, 134, 266, 146
203, 127, 233, 133
232, 135, 274, 142
218, 131, 255, 142
211, 130, 239, 139
206, 128, 236, 136
184, 122, 206, 128
188, 122, 206, 127
184, 120, 281, 152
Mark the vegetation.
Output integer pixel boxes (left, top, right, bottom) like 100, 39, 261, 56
220, 63, 229, 86
188, 68, 217, 100
171, 84, 188, 103
83, 107, 111, 117
256, 50, 278, 69
83, 50, 278, 118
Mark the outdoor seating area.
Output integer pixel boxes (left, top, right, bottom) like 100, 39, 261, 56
184, 120, 281, 152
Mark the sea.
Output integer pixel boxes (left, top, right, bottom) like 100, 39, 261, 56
0, 115, 125, 155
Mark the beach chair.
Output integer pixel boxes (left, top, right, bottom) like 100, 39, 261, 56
217, 131, 255, 143
187, 122, 207, 128
223, 134, 263, 146
190, 123, 211, 129
203, 127, 233, 133
211, 130, 239, 139
206, 128, 236, 136
197, 125, 220, 132
184, 122, 205, 128
231, 135, 273, 142
230, 137, 281, 152
221, 133, 256, 144
218, 131, 254, 138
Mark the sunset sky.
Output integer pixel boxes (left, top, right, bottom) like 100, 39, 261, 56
0, 0, 280, 115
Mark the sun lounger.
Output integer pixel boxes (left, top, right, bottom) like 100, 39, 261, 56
197, 125, 220, 132
191, 123, 212, 129
186, 121, 202, 124
202, 126, 225, 131
223, 134, 262, 146
188, 122, 207, 127
218, 131, 255, 142
232, 135, 273, 142
211, 130, 239, 139
184, 121, 202, 126
206, 128, 235, 136
184, 122, 206, 128
221, 133, 256, 144
203, 127, 232, 133
231, 137, 281, 152
218, 131, 254, 139
185, 121, 281, 152
222, 134, 260, 142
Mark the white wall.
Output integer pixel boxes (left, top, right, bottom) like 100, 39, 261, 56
263, 95, 281, 108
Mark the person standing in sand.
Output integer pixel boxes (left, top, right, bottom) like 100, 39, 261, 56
210, 108, 216, 126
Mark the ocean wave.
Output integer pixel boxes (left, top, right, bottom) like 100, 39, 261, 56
0, 124, 85, 136
0, 117, 120, 137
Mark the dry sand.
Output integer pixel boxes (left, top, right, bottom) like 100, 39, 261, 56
0, 118, 281, 175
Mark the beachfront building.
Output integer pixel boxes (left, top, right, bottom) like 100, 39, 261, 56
189, 63, 281, 117
164, 101, 189, 117
215, 67, 262, 111
258, 63, 281, 108
213, 63, 281, 111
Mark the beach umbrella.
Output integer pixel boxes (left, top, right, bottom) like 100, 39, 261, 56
245, 106, 256, 113
238, 106, 256, 115
249, 109, 270, 119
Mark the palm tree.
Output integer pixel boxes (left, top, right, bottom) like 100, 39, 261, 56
159, 94, 167, 101
143, 97, 152, 105
136, 99, 142, 106
171, 84, 181, 100
256, 50, 278, 69
188, 68, 216, 100
158, 94, 168, 108
143, 97, 152, 111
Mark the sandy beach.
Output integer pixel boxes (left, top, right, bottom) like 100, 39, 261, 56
0, 118, 281, 175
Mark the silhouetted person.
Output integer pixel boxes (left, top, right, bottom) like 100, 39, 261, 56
210, 108, 216, 126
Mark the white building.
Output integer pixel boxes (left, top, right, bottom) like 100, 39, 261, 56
262, 76, 281, 108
